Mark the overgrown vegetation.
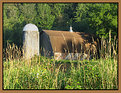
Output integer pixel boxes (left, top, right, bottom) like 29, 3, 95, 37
3, 57, 118, 89
3, 32, 118, 89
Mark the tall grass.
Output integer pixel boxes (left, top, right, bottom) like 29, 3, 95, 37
3, 31, 118, 89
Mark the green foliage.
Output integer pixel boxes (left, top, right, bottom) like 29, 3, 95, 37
3, 3, 22, 48
3, 56, 118, 89
74, 3, 118, 39
3, 3, 118, 48
49, 3, 69, 30
34, 3, 55, 30
18, 3, 37, 23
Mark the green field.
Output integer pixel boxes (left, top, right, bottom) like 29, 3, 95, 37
3, 33, 118, 90
3, 56, 118, 89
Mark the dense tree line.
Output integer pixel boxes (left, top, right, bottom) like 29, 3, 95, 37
3, 3, 118, 48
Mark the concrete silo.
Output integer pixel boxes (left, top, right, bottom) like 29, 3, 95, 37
23, 23, 39, 59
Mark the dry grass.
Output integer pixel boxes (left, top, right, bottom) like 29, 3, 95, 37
3, 31, 118, 89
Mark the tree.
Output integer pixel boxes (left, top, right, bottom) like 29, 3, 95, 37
74, 3, 118, 39
33, 3, 55, 30
18, 3, 37, 24
3, 3, 118, 49
3, 3, 20, 48
51, 3, 77, 30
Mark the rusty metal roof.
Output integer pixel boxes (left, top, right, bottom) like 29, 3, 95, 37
43, 30, 93, 53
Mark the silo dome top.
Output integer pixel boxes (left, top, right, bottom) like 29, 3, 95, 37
23, 23, 39, 32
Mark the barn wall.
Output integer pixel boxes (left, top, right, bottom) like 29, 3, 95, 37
40, 32, 54, 57
54, 52, 90, 60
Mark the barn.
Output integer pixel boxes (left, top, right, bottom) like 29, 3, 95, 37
23, 24, 98, 60
40, 29, 97, 60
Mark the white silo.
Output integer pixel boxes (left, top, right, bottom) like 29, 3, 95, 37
23, 23, 39, 59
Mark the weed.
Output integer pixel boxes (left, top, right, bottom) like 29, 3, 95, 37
3, 31, 118, 89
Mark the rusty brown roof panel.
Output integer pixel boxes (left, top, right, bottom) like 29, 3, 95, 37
43, 30, 92, 53
43, 30, 84, 38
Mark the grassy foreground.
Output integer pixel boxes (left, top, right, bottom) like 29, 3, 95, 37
3, 31, 118, 89
3, 56, 118, 89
